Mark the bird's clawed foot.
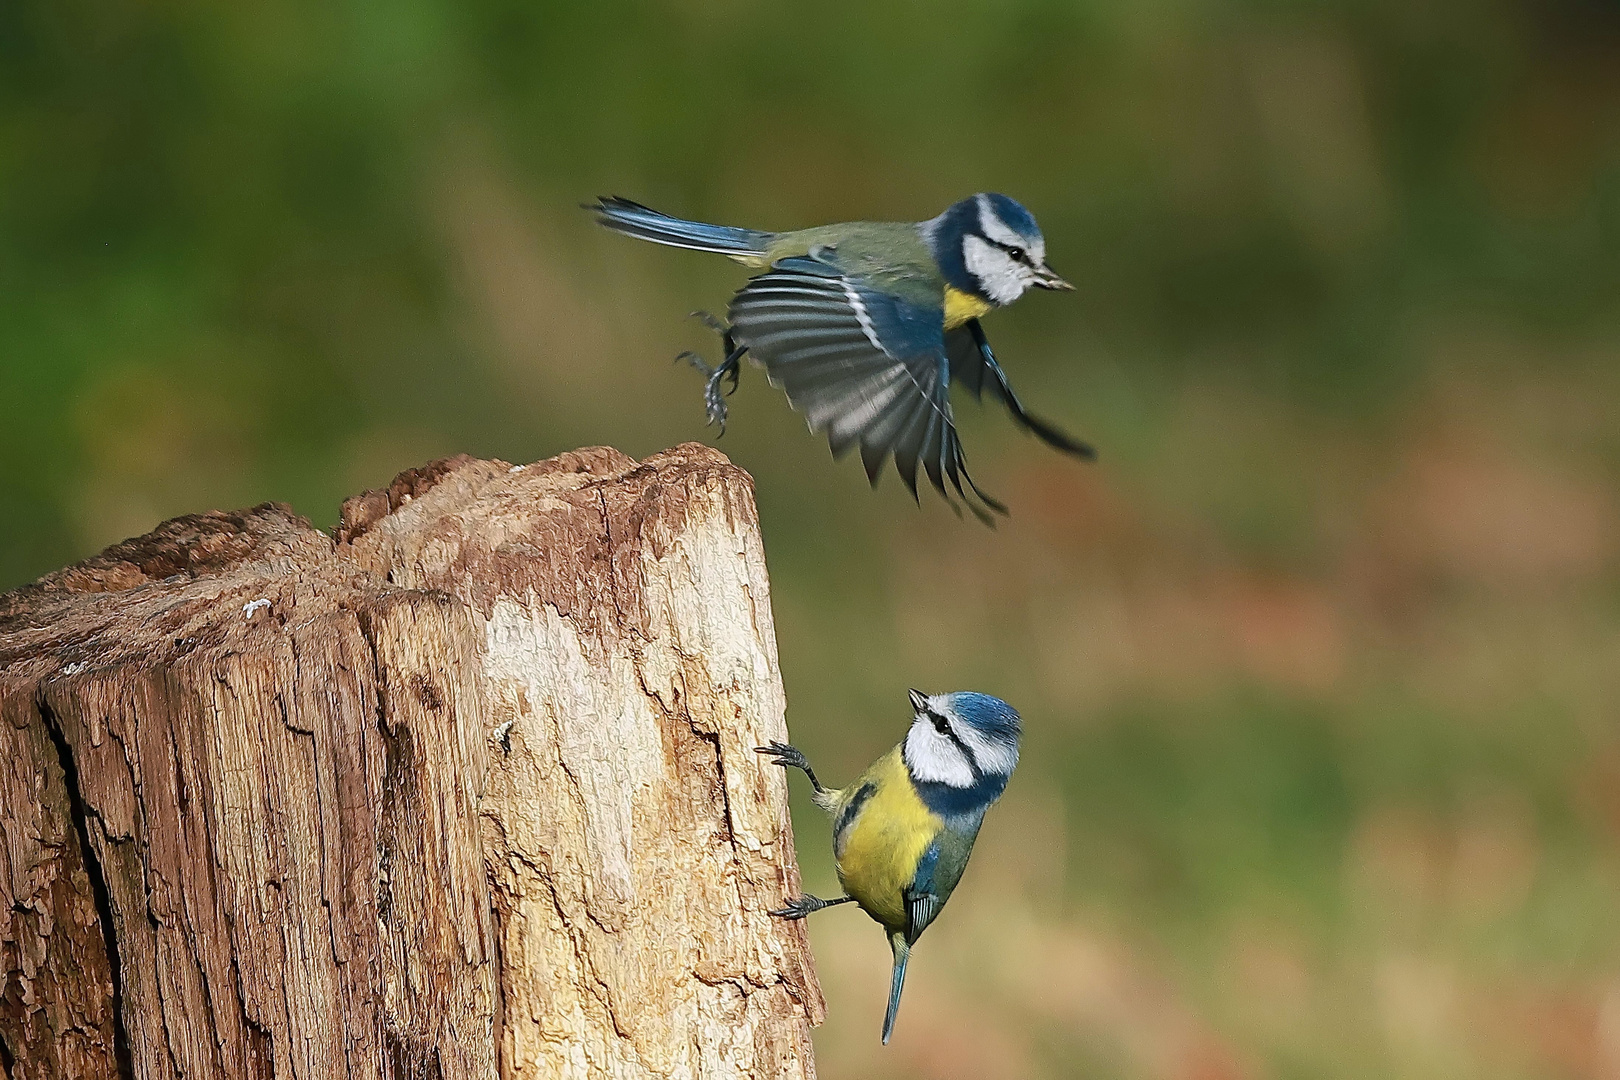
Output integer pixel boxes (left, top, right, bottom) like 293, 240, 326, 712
755, 740, 811, 773
677, 311, 745, 434
770, 894, 856, 920
702, 355, 742, 431
755, 740, 826, 795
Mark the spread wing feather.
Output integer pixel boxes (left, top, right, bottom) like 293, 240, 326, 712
946, 318, 1096, 461
729, 261, 1004, 519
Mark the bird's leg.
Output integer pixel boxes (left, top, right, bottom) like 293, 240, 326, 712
677, 311, 745, 433
704, 344, 745, 431
754, 741, 827, 796
770, 894, 857, 920
693, 312, 744, 400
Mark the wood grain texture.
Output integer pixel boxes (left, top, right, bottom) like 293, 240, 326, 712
0, 443, 821, 1079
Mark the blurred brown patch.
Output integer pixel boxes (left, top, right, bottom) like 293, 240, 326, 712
1448, 788, 1538, 925
1474, 53, 1620, 220
1226, 920, 1313, 1030
1347, 794, 1540, 939
894, 1001, 1036, 1080
1574, 747, 1620, 844
1218, 573, 1345, 692
1347, 807, 1447, 931
1475, 979, 1620, 1080
1173, 1036, 1254, 1080
1370, 431, 1619, 589
1014, 457, 1155, 559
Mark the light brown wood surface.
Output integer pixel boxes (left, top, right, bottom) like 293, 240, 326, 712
0, 443, 821, 1079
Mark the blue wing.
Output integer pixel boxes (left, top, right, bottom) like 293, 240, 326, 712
904, 842, 946, 945
903, 821, 987, 944
729, 258, 1006, 521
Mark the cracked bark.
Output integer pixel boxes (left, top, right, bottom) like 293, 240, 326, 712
0, 444, 822, 1079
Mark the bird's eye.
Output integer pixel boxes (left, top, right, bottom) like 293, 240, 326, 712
931, 712, 951, 735
1007, 246, 1026, 264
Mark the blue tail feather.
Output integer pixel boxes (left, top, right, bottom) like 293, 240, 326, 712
882, 933, 910, 1045
590, 196, 771, 257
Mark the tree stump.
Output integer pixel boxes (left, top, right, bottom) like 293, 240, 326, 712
0, 444, 822, 1079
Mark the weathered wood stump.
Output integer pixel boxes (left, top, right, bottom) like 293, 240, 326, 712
0, 444, 822, 1079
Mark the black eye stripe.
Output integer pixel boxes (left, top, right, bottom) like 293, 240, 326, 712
985, 238, 1031, 264
925, 709, 983, 779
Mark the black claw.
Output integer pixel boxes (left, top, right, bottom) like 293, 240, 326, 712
754, 741, 809, 772
755, 740, 824, 793
770, 894, 856, 919
770, 897, 822, 920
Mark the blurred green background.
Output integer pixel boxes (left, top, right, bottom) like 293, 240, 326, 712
5, 0, 1620, 1075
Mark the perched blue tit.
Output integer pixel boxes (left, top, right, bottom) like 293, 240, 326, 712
590, 194, 1094, 521
757, 689, 1022, 1043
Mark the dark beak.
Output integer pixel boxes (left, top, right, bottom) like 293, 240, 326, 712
1033, 264, 1075, 291
908, 688, 929, 712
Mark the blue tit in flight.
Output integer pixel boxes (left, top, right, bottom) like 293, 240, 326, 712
756, 689, 1022, 1043
590, 194, 1095, 522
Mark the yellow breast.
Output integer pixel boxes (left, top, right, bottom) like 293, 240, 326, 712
944, 287, 994, 330
833, 749, 941, 931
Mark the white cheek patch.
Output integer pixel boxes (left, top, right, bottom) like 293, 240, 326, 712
956, 724, 1018, 778
963, 235, 1032, 305
904, 721, 976, 788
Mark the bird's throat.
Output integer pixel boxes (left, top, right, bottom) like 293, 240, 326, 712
944, 286, 994, 329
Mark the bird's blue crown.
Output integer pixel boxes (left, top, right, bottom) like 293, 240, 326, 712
938, 691, 1022, 744
983, 194, 1041, 239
